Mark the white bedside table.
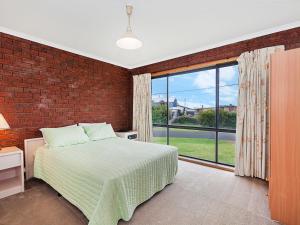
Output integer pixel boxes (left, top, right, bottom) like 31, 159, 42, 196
115, 131, 138, 140
0, 146, 24, 199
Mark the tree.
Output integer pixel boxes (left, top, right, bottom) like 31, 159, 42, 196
196, 109, 237, 128
219, 109, 236, 129
197, 109, 216, 127
152, 104, 168, 124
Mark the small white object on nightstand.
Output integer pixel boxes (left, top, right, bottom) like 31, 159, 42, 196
115, 130, 138, 140
0, 146, 24, 199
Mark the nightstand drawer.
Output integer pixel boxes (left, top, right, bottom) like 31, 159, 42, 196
0, 154, 21, 170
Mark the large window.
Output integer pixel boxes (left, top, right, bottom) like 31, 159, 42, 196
152, 62, 238, 166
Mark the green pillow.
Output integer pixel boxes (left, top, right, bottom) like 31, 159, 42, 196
40, 126, 89, 147
83, 124, 116, 141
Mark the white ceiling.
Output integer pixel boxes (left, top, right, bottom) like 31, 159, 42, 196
1, 0, 300, 69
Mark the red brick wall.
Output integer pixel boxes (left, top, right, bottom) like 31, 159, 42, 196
130, 27, 300, 74
0, 32, 132, 149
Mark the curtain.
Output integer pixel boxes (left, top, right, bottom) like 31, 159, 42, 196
235, 46, 284, 180
132, 73, 153, 142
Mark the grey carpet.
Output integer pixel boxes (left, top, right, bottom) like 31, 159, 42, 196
0, 161, 279, 225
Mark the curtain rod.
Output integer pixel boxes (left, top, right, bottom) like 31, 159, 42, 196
151, 57, 238, 77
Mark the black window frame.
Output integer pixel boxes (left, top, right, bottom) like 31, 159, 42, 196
151, 61, 238, 167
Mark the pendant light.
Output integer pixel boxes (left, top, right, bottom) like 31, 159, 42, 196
116, 5, 142, 50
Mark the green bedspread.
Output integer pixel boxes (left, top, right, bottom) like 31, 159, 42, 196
34, 137, 178, 225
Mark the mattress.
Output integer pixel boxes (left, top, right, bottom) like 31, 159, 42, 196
34, 137, 178, 225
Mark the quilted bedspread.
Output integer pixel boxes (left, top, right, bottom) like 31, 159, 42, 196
34, 137, 178, 225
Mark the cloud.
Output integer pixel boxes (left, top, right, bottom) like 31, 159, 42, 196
220, 66, 238, 85
192, 66, 238, 105
153, 66, 239, 108
193, 66, 238, 90
219, 85, 238, 104
220, 85, 237, 96
193, 70, 215, 91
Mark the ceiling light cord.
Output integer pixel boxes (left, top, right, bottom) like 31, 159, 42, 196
126, 5, 133, 32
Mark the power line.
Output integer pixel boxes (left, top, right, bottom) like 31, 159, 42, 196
152, 83, 238, 95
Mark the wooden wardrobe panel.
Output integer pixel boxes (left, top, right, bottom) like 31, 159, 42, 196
269, 48, 300, 225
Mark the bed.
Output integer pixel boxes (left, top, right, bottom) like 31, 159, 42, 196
24, 137, 178, 225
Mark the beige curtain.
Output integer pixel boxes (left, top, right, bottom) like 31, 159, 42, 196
132, 73, 153, 142
235, 46, 284, 180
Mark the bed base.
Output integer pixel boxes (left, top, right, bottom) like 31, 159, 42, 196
24, 138, 45, 180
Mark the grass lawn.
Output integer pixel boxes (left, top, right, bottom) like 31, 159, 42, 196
153, 137, 235, 165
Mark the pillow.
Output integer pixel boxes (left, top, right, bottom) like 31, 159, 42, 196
78, 122, 106, 126
40, 126, 89, 147
83, 124, 116, 141
39, 124, 78, 145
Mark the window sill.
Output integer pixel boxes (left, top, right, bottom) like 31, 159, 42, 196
178, 156, 234, 172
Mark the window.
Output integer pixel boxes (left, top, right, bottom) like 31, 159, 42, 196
151, 62, 238, 166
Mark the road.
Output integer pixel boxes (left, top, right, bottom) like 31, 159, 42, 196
153, 127, 235, 141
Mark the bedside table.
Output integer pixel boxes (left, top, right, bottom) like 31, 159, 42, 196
115, 131, 138, 140
0, 146, 24, 199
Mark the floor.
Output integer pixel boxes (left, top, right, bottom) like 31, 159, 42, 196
0, 161, 279, 225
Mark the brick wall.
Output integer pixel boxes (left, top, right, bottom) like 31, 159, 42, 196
130, 27, 300, 74
0, 32, 132, 149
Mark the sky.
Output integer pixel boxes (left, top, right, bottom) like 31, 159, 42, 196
152, 65, 239, 109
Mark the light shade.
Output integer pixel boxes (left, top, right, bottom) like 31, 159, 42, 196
0, 113, 10, 130
116, 31, 143, 50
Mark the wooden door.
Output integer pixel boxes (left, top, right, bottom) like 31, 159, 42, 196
269, 48, 300, 225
